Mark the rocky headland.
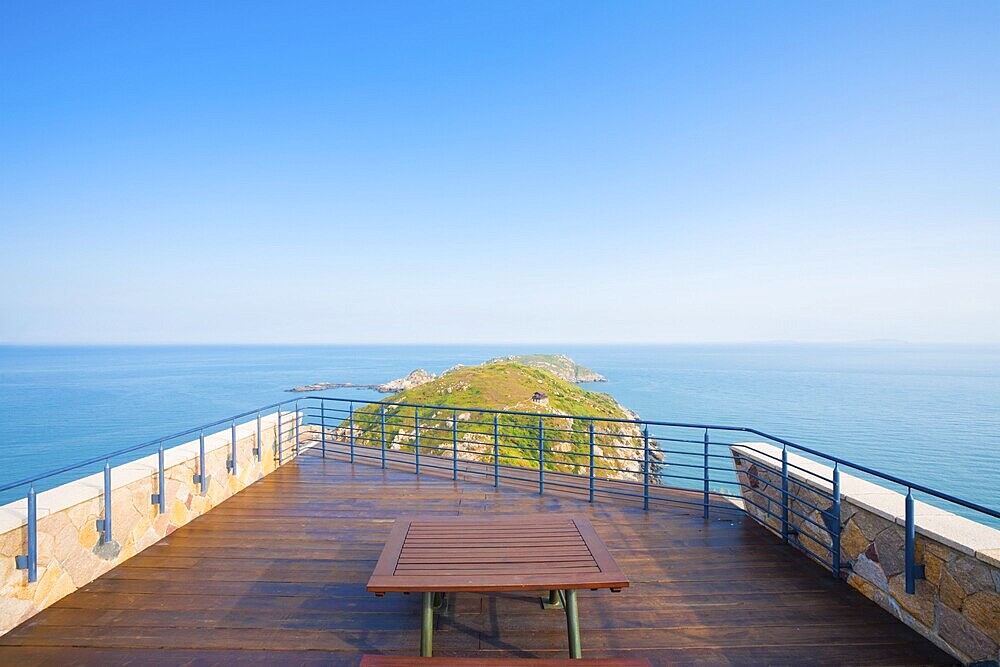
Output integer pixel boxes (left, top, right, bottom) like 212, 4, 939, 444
288, 353, 606, 393
333, 361, 660, 483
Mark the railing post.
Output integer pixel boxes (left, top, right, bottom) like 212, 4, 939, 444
414, 407, 420, 474
703, 429, 710, 519
493, 413, 500, 487
538, 417, 545, 495
588, 421, 595, 503
151, 442, 166, 513
96, 460, 112, 544
904, 488, 925, 592
380, 405, 386, 469
452, 409, 458, 481
832, 463, 842, 579
320, 400, 327, 459
193, 430, 208, 491
15, 485, 38, 582
28, 485, 37, 581
643, 427, 650, 511
254, 412, 262, 459
781, 445, 790, 543
349, 401, 355, 464
228, 420, 237, 475
277, 412, 284, 465
294, 400, 300, 456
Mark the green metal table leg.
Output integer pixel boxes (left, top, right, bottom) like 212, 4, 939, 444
565, 589, 581, 659
421, 592, 434, 657
542, 589, 564, 609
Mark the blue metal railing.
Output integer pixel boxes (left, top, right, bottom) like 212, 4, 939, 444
2, 398, 304, 583
298, 396, 1000, 595
3, 395, 998, 597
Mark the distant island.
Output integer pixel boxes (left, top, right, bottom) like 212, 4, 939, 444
287, 353, 606, 393
287, 369, 435, 394
331, 360, 658, 482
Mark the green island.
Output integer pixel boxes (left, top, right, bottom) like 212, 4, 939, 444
336, 361, 660, 482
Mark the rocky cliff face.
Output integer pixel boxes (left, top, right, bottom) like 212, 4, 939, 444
375, 369, 436, 393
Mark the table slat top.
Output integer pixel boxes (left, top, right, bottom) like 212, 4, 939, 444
367, 515, 629, 593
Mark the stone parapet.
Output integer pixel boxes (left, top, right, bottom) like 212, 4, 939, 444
731, 442, 1000, 666
0, 411, 304, 636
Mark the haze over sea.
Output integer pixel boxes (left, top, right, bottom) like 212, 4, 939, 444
1, 344, 998, 522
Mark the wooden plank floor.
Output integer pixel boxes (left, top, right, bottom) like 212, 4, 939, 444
1, 448, 956, 666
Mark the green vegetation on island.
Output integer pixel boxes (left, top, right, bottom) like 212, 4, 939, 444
483, 354, 607, 383
336, 362, 659, 482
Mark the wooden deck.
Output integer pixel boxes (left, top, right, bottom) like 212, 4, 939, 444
0, 449, 955, 666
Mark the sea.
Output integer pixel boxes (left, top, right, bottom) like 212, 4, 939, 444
1, 344, 998, 525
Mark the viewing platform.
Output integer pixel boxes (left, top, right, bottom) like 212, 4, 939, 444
0, 448, 956, 665
3, 396, 998, 665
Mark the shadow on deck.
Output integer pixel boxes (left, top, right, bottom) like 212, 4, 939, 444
0, 448, 955, 666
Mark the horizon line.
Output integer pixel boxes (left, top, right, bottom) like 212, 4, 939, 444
3, 340, 1000, 348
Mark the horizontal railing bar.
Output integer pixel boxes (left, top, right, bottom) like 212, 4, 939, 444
0, 401, 303, 493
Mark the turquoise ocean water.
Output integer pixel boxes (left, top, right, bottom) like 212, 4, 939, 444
1, 345, 998, 524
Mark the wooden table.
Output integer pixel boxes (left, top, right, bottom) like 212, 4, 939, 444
367, 515, 629, 658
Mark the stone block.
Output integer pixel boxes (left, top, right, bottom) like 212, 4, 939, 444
799, 511, 833, 548
853, 508, 890, 542
939, 569, 966, 610
888, 573, 936, 627
841, 518, 870, 561
962, 590, 1000, 644
50, 515, 81, 564
129, 513, 153, 548
62, 547, 100, 588
937, 600, 999, 662
948, 556, 995, 595
0, 529, 23, 560
924, 553, 945, 586
875, 524, 906, 577
790, 483, 833, 512
30, 564, 66, 607
168, 499, 189, 527
848, 572, 899, 617
0, 596, 35, 634
852, 553, 890, 591
762, 481, 782, 504
38, 569, 75, 609
924, 539, 960, 562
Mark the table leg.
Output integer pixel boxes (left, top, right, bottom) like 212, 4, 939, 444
421, 592, 434, 657
542, 589, 564, 609
565, 589, 581, 659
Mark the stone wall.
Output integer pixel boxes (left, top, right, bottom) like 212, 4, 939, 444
732, 443, 1000, 666
0, 411, 304, 636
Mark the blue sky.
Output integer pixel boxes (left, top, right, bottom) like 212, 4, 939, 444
1, 1, 998, 344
